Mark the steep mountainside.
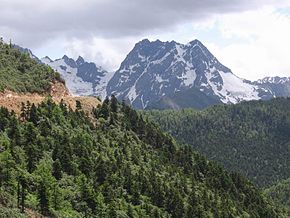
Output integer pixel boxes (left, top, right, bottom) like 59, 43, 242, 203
0, 41, 61, 93
143, 98, 290, 187
264, 178, 290, 216
42, 55, 114, 99
107, 39, 270, 109
14, 40, 290, 110
0, 41, 286, 217
0, 42, 100, 115
0, 98, 286, 217
12, 44, 41, 63
0, 86, 101, 116
253, 76, 290, 98
147, 87, 222, 110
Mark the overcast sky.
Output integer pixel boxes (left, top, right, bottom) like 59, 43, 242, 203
1, 0, 290, 80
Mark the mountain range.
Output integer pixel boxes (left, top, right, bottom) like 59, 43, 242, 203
1, 37, 288, 217
18, 39, 290, 109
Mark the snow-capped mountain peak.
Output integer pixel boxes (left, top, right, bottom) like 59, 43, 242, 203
42, 56, 53, 63
76, 56, 85, 65
256, 76, 290, 84
14, 41, 290, 110
41, 55, 113, 99
107, 39, 261, 109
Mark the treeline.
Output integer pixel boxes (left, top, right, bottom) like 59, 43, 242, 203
0, 97, 285, 217
143, 98, 290, 188
0, 40, 61, 93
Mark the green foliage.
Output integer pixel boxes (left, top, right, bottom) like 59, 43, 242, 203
264, 178, 290, 216
0, 41, 61, 93
143, 98, 290, 188
148, 87, 222, 110
0, 98, 286, 217
0, 207, 28, 218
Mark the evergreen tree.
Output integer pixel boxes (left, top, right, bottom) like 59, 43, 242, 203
110, 95, 118, 113
76, 100, 82, 111
0, 95, 286, 217
52, 159, 62, 180
28, 103, 38, 124
38, 182, 49, 215
98, 98, 110, 119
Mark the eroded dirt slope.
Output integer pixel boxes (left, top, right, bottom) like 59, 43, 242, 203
0, 81, 101, 115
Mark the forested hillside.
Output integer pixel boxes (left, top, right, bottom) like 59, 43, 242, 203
143, 98, 290, 188
0, 40, 61, 93
264, 178, 290, 216
0, 98, 285, 217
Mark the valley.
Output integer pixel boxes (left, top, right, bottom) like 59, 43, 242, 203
0, 39, 289, 217
1, 1, 290, 217
143, 98, 290, 188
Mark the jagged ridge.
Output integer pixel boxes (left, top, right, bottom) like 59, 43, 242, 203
107, 39, 265, 109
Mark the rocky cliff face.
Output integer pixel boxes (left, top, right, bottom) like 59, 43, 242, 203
252, 76, 290, 98
15, 41, 290, 110
107, 39, 267, 109
42, 55, 114, 100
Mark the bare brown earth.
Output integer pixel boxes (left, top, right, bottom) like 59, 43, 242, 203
0, 81, 101, 115
25, 208, 46, 218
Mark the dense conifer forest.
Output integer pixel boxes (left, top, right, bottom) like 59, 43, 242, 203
264, 178, 290, 216
0, 40, 287, 217
143, 98, 290, 188
0, 98, 286, 217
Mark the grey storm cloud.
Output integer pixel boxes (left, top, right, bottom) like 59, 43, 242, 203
0, 0, 284, 46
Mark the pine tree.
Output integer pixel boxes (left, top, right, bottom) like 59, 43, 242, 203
76, 100, 82, 111
20, 176, 26, 213
39, 182, 49, 215
110, 95, 118, 113
26, 143, 38, 173
99, 98, 110, 119
20, 102, 27, 120
29, 103, 38, 124
52, 159, 62, 180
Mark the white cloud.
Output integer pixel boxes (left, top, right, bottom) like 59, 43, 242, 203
206, 6, 290, 80
1, 0, 288, 47
59, 4, 290, 80
63, 37, 139, 71
2, 1, 290, 80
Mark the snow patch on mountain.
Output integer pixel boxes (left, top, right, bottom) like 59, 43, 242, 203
256, 76, 290, 84
208, 69, 260, 103
41, 57, 94, 96
15, 41, 290, 110
95, 70, 115, 100
42, 56, 112, 100
179, 69, 196, 87
107, 39, 264, 109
